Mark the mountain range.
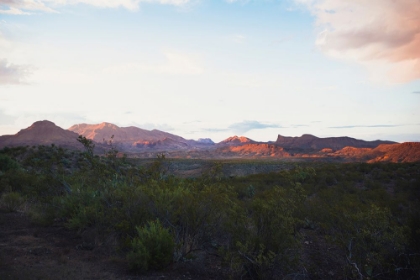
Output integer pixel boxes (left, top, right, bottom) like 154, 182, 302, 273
0, 120, 419, 163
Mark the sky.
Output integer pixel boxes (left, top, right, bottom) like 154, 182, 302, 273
0, 0, 419, 143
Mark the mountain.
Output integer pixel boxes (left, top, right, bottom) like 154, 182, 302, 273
216, 143, 290, 158
276, 134, 396, 152
330, 142, 420, 163
135, 138, 190, 149
1, 120, 418, 162
218, 136, 255, 146
69, 122, 192, 151
368, 142, 420, 163
197, 138, 215, 145
69, 122, 185, 143
0, 120, 80, 149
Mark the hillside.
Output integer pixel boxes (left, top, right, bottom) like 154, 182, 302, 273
215, 143, 290, 158
276, 134, 395, 152
0, 121, 80, 149
368, 142, 420, 163
331, 142, 420, 163
69, 122, 192, 151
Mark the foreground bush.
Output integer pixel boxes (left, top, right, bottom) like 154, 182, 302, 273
0, 192, 25, 212
127, 220, 174, 271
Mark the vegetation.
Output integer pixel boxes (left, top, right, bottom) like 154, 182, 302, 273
0, 144, 419, 279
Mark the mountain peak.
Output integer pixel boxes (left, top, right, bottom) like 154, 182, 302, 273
301, 134, 317, 139
0, 120, 79, 149
197, 138, 214, 144
28, 120, 57, 128
220, 135, 255, 145
97, 122, 119, 129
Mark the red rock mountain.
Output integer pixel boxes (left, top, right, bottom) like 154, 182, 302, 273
69, 122, 184, 143
367, 142, 420, 163
0, 120, 80, 149
216, 143, 290, 158
276, 134, 395, 151
218, 136, 255, 145
68, 122, 195, 151
330, 142, 420, 163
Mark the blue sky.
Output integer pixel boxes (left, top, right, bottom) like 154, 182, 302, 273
1, 0, 419, 142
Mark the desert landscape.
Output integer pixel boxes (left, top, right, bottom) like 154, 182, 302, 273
1, 0, 420, 279
0, 120, 419, 279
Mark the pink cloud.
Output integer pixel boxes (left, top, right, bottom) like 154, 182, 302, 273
298, 0, 420, 83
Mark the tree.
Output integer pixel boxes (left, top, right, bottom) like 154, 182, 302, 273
77, 135, 95, 158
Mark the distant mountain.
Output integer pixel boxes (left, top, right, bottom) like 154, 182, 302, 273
196, 138, 215, 145
276, 134, 396, 152
0, 120, 80, 149
216, 143, 290, 158
69, 122, 186, 143
330, 142, 420, 163
68, 122, 194, 151
135, 138, 190, 150
368, 142, 420, 163
218, 136, 255, 146
1, 120, 418, 162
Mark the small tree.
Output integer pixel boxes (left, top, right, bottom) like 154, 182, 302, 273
77, 135, 95, 158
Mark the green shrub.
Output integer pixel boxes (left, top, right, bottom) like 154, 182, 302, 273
0, 154, 19, 172
127, 220, 174, 271
0, 192, 25, 212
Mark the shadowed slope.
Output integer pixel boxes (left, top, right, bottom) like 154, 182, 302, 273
276, 134, 396, 151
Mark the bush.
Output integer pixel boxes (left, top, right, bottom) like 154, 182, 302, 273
127, 220, 174, 271
0, 154, 19, 172
0, 192, 25, 212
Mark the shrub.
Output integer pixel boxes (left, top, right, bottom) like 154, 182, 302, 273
0, 154, 19, 172
127, 220, 174, 271
0, 192, 25, 212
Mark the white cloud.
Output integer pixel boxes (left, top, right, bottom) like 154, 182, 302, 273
0, 58, 33, 85
296, 0, 420, 83
0, 0, 57, 14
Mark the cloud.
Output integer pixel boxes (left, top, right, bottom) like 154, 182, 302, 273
228, 120, 281, 134
0, 0, 191, 14
0, 0, 57, 14
329, 124, 400, 129
0, 59, 33, 85
296, 0, 420, 83
413, 91, 420, 94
